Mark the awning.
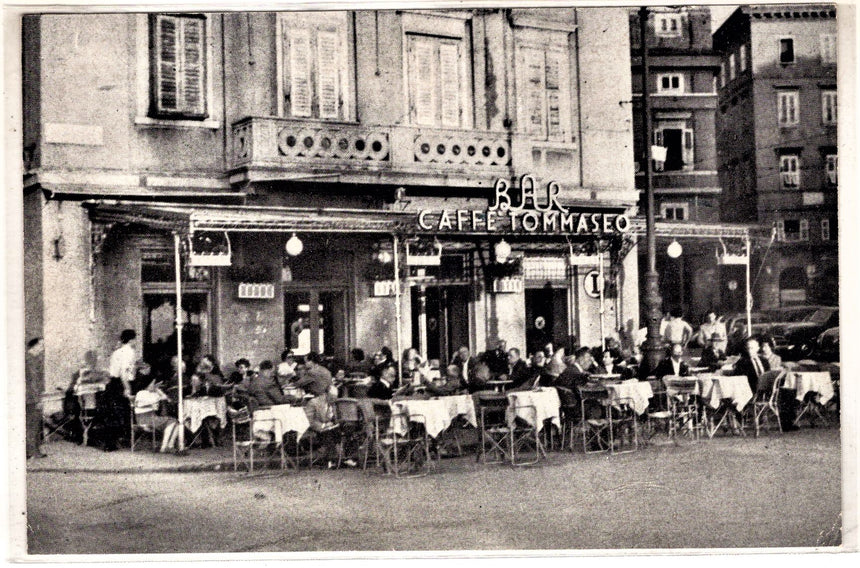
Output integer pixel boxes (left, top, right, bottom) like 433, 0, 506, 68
629, 217, 752, 239
85, 201, 415, 235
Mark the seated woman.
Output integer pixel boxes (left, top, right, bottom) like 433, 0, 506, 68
132, 379, 180, 453
594, 349, 634, 380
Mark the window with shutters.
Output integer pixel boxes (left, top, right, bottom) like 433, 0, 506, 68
515, 33, 571, 142
777, 90, 799, 127
653, 122, 694, 172
779, 155, 800, 189
820, 34, 837, 64
728, 53, 736, 80
778, 219, 808, 242
406, 34, 467, 128
149, 14, 207, 119
278, 12, 352, 121
825, 154, 837, 185
656, 73, 683, 94
821, 90, 837, 125
739, 44, 747, 72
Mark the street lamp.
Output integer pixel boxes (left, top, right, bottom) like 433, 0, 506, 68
667, 240, 683, 259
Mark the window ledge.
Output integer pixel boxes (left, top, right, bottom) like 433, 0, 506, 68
135, 116, 221, 130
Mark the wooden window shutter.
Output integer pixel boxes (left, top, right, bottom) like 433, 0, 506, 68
150, 14, 206, 119
683, 128, 694, 169
289, 27, 312, 117
410, 36, 437, 126
438, 41, 461, 128
316, 30, 341, 119
523, 47, 546, 137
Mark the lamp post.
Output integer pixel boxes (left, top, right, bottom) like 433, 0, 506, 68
640, 6, 664, 373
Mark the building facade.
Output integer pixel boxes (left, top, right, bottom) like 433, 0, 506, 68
22, 8, 639, 395
629, 6, 732, 323
713, 4, 838, 309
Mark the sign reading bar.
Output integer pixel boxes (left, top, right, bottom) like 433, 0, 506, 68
416, 175, 630, 235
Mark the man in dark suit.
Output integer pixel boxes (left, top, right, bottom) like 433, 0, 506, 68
451, 346, 479, 385
554, 347, 593, 390
366, 365, 395, 400
733, 336, 769, 393
652, 343, 691, 379
483, 340, 509, 378
502, 348, 533, 390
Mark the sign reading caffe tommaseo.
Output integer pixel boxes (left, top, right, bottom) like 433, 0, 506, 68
416, 175, 630, 235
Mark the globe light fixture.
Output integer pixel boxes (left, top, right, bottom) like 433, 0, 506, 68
494, 239, 512, 263
285, 233, 304, 256
377, 250, 393, 264
667, 240, 683, 259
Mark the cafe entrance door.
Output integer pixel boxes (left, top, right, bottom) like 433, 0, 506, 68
410, 285, 470, 365
284, 289, 347, 360
524, 285, 569, 357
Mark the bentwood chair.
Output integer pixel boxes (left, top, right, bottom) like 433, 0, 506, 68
607, 396, 639, 454
749, 369, 785, 437
555, 386, 581, 452
129, 396, 159, 452
578, 385, 611, 454
645, 377, 672, 443
333, 398, 370, 468
509, 402, 541, 466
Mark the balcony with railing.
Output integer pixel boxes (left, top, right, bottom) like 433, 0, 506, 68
230, 117, 527, 188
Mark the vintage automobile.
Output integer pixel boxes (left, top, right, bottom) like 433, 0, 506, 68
764, 306, 839, 360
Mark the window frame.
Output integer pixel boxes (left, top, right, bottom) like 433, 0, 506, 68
513, 26, 573, 142
147, 13, 208, 121
779, 37, 795, 64
656, 73, 684, 94
653, 120, 694, 172
654, 14, 682, 38
276, 11, 355, 122
825, 154, 838, 185
660, 202, 689, 221
821, 90, 837, 125
739, 44, 748, 72
779, 154, 800, 189
777, 90, 800, 127
728, 53, 736, 81
820, 33, 837, 64
401, 12, 474, 131
778, 219, 809, 243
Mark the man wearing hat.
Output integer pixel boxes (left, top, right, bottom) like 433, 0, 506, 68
699, 333, 726, 372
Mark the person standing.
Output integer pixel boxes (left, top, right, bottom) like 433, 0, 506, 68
697, 311, 728, 353
25, 337, 46, 459
101, 329, 137, 451
662, 309, 694, 348
109, 329, 138, 398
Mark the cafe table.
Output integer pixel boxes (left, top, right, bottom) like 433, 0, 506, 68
184, 396, 228, 435
605, 379, 653, 416
390, 396, 476, 438
691, 374, 753, 438
486, 380, 513, 393
785, 371, 835, 426
505, 387, 561, 433
252, 404, 311, 442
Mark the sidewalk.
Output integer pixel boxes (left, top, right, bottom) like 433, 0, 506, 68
28, 439, 236, 474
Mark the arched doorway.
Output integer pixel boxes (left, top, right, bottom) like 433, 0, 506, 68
779, 266, 807, 306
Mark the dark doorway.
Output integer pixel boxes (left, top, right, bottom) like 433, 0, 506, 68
410, 286, 470, 364
525, 285, 569, 357
663, 129, 684, 171
284, 289, 347, 360
142, 292, 209, 380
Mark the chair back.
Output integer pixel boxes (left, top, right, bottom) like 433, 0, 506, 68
476, 393, 509, 426
663, 376, 697, 395
578, 384, 609, 402
333, 398, 363, 423
555, 386, 578, 408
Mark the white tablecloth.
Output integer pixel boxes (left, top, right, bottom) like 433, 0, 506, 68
432, 394, 478, 428
505, 388, 561, 433
253, 404, 310, 441
706, 375, 753, 411
183, 397, 227, 434
73, 383, 105, 410
606, 380, 653, 415
785, 371, 835, 405
390, 398, 460, 438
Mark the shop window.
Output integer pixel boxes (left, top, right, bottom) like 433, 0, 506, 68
279, 12, 352, 121
739, 44, 747, 72
779, 155, 800, 189
661, 202, 688, 221
779, 38, 795, 64
515, 37, 571, 141
655, 14, 682, 37
825, 154, 838, 185
821, 90, 837, 125
777, 90, 799, 127
820, 34, 837, 64
657, 73, 683, 94
149, 14, 207, 119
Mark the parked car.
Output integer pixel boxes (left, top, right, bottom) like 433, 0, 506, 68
763, 306, 839, 360
724, 311, 772, 355
814, 327, 839, 362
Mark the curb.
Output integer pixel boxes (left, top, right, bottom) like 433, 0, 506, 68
27, 459, 237, 475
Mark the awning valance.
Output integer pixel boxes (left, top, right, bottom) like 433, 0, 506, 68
85, 201, 415, 235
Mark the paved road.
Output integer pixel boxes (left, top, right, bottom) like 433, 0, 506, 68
26, 428, 841, 553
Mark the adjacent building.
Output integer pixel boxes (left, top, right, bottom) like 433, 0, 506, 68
714, 4, 838, 309
629, 6, 732, 322
23, 8, 640, 396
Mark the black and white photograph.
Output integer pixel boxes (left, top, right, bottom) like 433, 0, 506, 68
3, 0, 856, 559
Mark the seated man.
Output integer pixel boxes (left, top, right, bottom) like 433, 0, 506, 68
367, 365, 396, 400
466, 361, 493, 393
132, 378, 180, 453
502, 348, 533, 391
554, 347, 594, 390
698, 333, 726, 372
594, 349, 634, 380
236, 360, 288, 412
277, 350, 298, 383
423, 364, 466, 397
652, 343, 691, 380
303, 391, 341, 469
292, 352, 333, 397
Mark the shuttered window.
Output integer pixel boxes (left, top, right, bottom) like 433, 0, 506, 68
777, 90, 799, 126
149, 14, 207, 119
406, 34, 465, 128
280, 12, 350, 121
516, 44, 570, 141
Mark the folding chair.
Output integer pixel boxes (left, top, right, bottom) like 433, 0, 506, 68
231, 406, 285, 473
333, 398, 369, 468
608, 396, 639, 454
555, 386, 581, 452
645, 377, 672, 443
77, 389, 100, 447
129, 397, 159, 452
476, 393, 513, 464
368, 402, 430, 478
663, 377, 702, 441
578, 385, 611, 454
509, 402, 541, 466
